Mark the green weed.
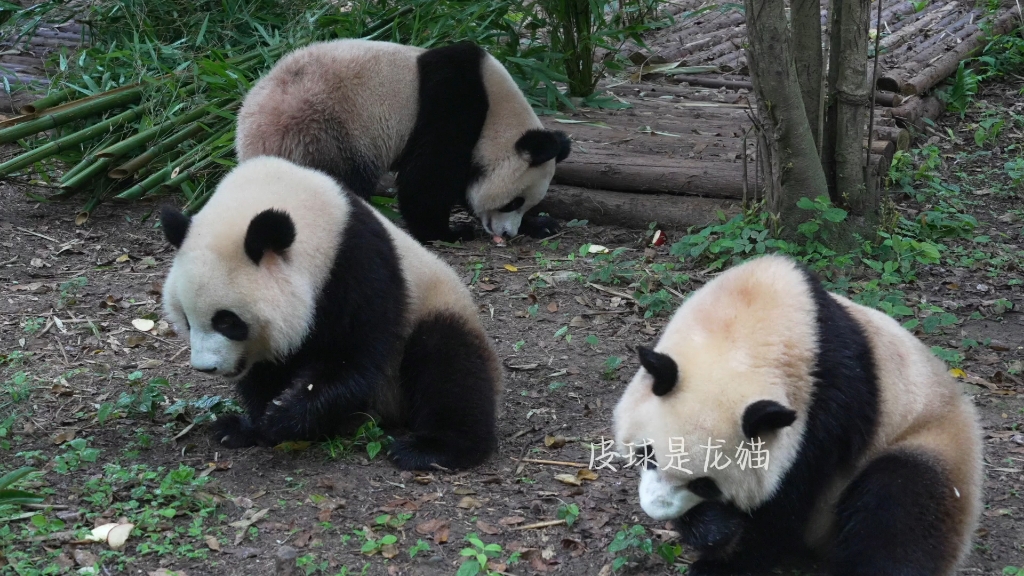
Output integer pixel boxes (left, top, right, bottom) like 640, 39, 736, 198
457, 532, 504, 576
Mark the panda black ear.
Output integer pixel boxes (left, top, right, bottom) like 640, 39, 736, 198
516, 129, 572, 167
637, 346, 678, 396
244, 209, 296, 264
742, 400, 797, 439
159, 206, 191, 249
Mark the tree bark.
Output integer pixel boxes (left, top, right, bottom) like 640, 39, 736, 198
831, 0, 873, 213
791, 0, 823, 152
744, 0, 829, 226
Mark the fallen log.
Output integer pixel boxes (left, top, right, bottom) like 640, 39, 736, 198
878, 2, 957, 53
873, 90, 904, 107
883, 94, 944, 129
553, 148, 747, 199
668, 75, 753, 90
538, 185, 741, 230
908, 9, 983, 62
878, 6, 1018, 95
874, 125, 911, 150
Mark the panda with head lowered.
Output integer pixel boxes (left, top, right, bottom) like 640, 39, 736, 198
159, 156, 502, 470
613, 254, 982, 575
235, 39, 572, 244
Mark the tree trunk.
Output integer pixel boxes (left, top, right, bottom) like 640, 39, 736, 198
743, 0, 829, 226
830, 0, 873, 213
791, 0, 823, 153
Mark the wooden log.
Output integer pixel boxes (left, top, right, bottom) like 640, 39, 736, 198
668, 76, 753, 90
659, 25, 746, 61
878, 7, 1018, 95
883, 94, 944, 128
878, 2, 957, 53
901, 7, 1021, 95
908, 9, 982, 61
538, 185, 741, 230
686, 36, 745, 64
553, 148, 747, 199
874, 125, 911, 150
874, 90, 904, 107
868, 138, 896, 165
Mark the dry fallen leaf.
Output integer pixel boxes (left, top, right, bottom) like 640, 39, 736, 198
148, 570, 188, 576
457, 496, 482, 509
52, 430, 76, 445
547, 302, 558, 313
380, 543, 399, 559
106, 522, 135, 550
554, 474, 582, 487
73, 548, 98, 567
415, 518, 447, 535
131, 318, 155, 332
477, 282, 497, 291
205, 535, 221, 551
587, 245, 609, 254
504, 264, 519, 272
476, 520, 501, 535
228, 508, 270, 529
115, 254, 130, 263
498, 516, 526, 526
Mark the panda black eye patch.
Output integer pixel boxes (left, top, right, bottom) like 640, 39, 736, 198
498, 197, 525, 213
211, 310, 249, 341
687, 477, 722, 500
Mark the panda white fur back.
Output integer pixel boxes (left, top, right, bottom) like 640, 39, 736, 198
613, 254, 982, 575
160, 156, 501, 470
236, 39, 572, 243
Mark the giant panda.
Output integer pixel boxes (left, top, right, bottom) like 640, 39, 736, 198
159, 156, 502, 470
235, 39, 572, 244
613, 254, 982, 575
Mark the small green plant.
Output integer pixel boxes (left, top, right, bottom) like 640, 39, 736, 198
973, 116, 1004, 147
164, 394, 241, 424
52, 438, 101, 474
635, 289, 673, 318
602, 356, 623, 380
408, 539, 431, 558
945, 61, 979, 116
0, 467, 44, 506
1005, 157, 1024, 186
116, 374, 169, 419
554, 325, 571, 343
457, 533, 503, 576
356, 529, 398, 555
1003, 567, 1022, 575
556, 502, 580, 527
58, 276, 87, 307
375, 512, 413, 529
354, 418, 391, 460
297, 553, 329, 575
3, 371, 33, 403
607, 525, 653, 571
513, 339, 525, 351
585, 334, 599, 347
20, 317, 44, 335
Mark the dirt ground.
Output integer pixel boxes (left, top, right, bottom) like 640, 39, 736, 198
2, 90, 1024, 576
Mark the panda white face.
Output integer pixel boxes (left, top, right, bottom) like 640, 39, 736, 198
471, 156, 555, 238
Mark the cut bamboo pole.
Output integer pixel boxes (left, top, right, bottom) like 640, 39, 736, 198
55, 158, 114, 196
0, 84, 142, 130
0, 108, 140, 177
19, 87, 76, 114
108, 121, 209, 179
95, 99, 231, 159
59, 133, 120, 184
113, 125, 231, 201
0, 88, 142, 144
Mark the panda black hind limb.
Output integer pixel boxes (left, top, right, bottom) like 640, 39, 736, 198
235, 39, 572, 244
613, 254, 982, 575
159, 156, 502, 470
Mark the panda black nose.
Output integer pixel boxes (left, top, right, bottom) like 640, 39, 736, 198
195, 367, 217, 374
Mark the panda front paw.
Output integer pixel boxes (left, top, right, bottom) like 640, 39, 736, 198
258, 387, 310, 445
519, 214, 560, 239
210, 414, 260, 448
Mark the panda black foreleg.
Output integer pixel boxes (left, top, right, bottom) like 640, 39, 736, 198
256, 367, 377, 446
389, 312, 499, 470
518, 213, 560, 239
829, 450, 962, 576
211, 361, 292, 448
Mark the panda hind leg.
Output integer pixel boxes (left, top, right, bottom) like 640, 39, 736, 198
389, 312, 499, 471
830, 449, 965, 576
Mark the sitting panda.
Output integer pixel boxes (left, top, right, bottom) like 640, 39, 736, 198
613, 254, 982, 575
159, 156, 502, 470
235, 39, 572, 244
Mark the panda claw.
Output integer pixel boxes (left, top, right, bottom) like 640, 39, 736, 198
272, 398, 284, 406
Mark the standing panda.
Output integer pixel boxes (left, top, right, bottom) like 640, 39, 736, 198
235, 39, 572, 244
613, 254, 982, 575
159, 156, 502, 470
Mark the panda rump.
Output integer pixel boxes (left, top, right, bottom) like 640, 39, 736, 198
612, 254, 982, 575
159, 156, 502, 470
235, 39, 572, 243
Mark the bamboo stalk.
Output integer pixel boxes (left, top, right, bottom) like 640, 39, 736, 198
108, 121, 209, 179
58, 158, 114, 192
0, 88, 142, 144
113, 125, 231, 201
20, 87, 77, 114
95, 99, 231, 159
0, 84, 143, 130
0, 108, 140, 177
59, 133, 121, 184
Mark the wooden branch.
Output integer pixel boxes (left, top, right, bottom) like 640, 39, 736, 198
512, 519, 568, 531
883, 94, 944, 128
538, 185, 740, 230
